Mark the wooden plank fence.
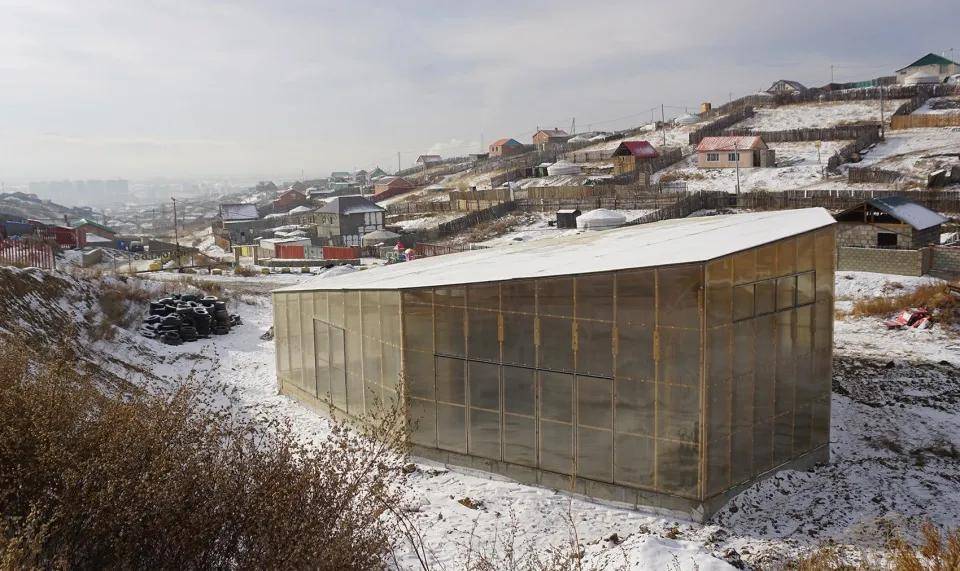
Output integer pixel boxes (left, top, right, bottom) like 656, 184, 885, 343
689, 107, 755, 145
0, 239, 56, 269
626, 192, 734, 226
436, 201, 517, 238
414, 242, 491, 258
847, 167, 902, 184
734, 189, 960, 214
891, 114, 960, 130
720, 124, 880, 143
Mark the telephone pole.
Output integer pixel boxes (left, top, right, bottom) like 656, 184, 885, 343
879, 84, 886, 140
830, 64, 835, 83
661, 104, 666, 147
397, 152, 401, 175
171, 197, 180, 270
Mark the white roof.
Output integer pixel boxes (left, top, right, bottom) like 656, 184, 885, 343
578, 208, 627, 229
276, 208, 834, 292
547, 160, 582, 176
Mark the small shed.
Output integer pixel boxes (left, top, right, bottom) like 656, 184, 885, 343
835, 196, 949, 249
611, 141, 660, 175
556, 208, 581, 229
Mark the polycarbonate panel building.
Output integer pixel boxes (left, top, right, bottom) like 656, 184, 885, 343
272, 208, 836, 520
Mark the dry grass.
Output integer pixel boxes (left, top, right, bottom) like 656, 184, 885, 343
850, 283, 958, 326
0, 341, 418, 570
234, 265, 258, 277
788, 523, 960, 570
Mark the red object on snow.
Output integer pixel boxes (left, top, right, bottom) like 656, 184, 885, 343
883, 308, 930, 329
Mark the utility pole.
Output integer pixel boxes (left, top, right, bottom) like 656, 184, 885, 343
879, 84, 886, 140
171, 197, 180, 270
734, 140, 741, 196
397, 152, 401, 175
571, 117, 576, 135
660, 104, 666, 147
830, 64, 835, 84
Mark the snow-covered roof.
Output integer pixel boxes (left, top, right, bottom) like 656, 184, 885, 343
839, 196, 950, 231
85, 233, 113, 243
696, 136, 767, 152
317, 195, 385, 216
578, 208, 627, 229
220, 203, 259, 221
546, 160, 581, 176
276, 208, 835, 292
288, 205, 314, 214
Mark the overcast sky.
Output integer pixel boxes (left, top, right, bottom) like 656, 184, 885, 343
1, 0, 958, 182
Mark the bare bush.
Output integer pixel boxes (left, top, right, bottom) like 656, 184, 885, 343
234, 266, 258, 277
850, 283, 958, 326
0, 341, 416, 569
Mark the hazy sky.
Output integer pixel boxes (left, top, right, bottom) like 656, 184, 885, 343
1, 0, 958, 182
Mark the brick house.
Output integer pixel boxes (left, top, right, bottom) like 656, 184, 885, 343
835, 196, 948, 249
272, 189, 308, 213
313, 196, 386, 247
532, 129, 571, 152
696, 136, 771, 169
71, 218, 117, 242
488, 138, 525, 158
372, 176, 416, 201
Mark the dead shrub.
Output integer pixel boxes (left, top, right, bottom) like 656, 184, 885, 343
234, 265, 258, 277
89, 280, 154, 340
850, 283, 958, 326
179, 276, 224, 297
890, 522, 960, 570
0, 341, 417, 570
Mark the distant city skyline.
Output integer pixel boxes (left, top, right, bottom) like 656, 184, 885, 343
1, 0, 958, 181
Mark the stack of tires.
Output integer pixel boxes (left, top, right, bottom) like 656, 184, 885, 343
139, 293, 241, 345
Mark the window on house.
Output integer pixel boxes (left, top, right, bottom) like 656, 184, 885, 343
706, 153, 719, 162
728, 152, 740, 162
877, 232, 898, 248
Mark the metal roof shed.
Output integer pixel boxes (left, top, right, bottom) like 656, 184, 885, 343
272, 208, 837, 521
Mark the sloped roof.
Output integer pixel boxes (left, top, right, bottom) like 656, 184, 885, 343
277, 208, 835, 292
220, 203, 259, 221
71, 218, 117, 234
838, 196, 949, 230
767, 79, 807, 93
612, 141, 659, 158
696, 136, 767, 152
317, 195, 385, 216
535, 129, 570, 139
490, 137, 523, 148
897, 53, 959, 72
374, 176, 415, 188
417, 154, 442, 163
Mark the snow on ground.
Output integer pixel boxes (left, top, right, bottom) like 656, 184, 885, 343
652, 141, 847, 193
390, 212, 463, 231
57, 268, 960, 569
735, 100, 907, 131
913, 97, 960, 116
850, 127, 960, 174
474, 211, 655, 248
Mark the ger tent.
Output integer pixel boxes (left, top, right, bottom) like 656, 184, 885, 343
577, 208, 627, 230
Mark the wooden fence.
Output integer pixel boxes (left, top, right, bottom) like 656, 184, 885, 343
626, 192, 734, 226
436, 201, 517, 238
847, 167, 902, 184
387, 200, 455, 215
414, 242, 490, 258
734, 189, 960, 214
720, 124, 880, 143
689, 107, 755, 145
0, 239, 56, 269
891, 114, 960, 130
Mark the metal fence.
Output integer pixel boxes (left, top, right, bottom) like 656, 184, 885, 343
0, 239, 56, 269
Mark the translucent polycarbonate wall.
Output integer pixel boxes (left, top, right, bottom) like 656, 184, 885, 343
274, 225, 834, 508
701, 227, 834, 499
274, 289, 402, 417
402, 264, 705, 500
